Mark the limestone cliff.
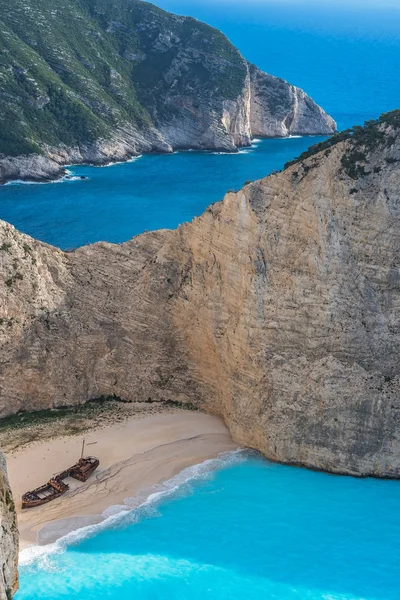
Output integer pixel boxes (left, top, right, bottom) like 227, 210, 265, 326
0, 0, 335, 184
0, 455, 18, 600
1, 112, 399, 478
249, 65, 336, 137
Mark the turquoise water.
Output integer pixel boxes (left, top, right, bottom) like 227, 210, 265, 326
6, 4, 400, 597
17, 452, 400, 600
0, 137, 322, 249
1, 2, 400, 248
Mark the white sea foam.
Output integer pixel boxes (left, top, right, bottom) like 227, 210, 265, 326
208, 148, 254, 155
5, 156, 142, 186
93, 155, 142, 167
208, 151, 234, 155
176, 147, 256, 156
5, 174, 86, 186
19, 449, 248, 568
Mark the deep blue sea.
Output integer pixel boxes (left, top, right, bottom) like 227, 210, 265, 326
2, 1, 400, 249
18, 452, 400, 600
1, 137, 321, 249
8, 2, 400, 598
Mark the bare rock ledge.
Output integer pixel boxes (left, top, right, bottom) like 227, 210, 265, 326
1, 116, 400, 479
0, 64, 335, 185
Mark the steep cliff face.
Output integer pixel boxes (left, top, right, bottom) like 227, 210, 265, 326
249, 65, 336, 137
1, 113, 399, 478
0, 0, 335, 183
0, 455, 18, 600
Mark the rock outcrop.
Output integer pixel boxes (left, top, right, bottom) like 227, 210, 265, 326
0, 455, 18, 600
249, 65, 336, 137
0, 0, 335, 184
1, 112, 399, 478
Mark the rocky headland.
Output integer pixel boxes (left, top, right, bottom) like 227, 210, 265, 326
1, 112, 400, 479
0, 455, 18, 600
0, 0, 335, 184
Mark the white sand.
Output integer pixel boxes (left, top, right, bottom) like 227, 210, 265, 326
5, 412, 237, 549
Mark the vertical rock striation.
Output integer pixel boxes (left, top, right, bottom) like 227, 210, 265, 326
0, 455, 18, 600
0, 0, 335, 183
1, 113, 399, 478
249, 65, 336, 137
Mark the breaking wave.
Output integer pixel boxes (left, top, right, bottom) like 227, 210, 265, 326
19, 449, 248, 569
90, 156, 142, 167
5, 172, 86, 186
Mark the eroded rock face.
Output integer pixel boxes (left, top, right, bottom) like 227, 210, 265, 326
249, 66, 336, 137
0, 455, 18, 600
1, 116, 400, 478
0, 156, 65, 185
0, 0, 335, 184
0, 64, 335, 184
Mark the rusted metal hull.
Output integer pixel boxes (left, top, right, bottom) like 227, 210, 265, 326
69, 457, 100, 482
21, 478, 69, 509
21, 456, 99, 509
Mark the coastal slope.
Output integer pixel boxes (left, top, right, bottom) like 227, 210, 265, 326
0, 454, 18, 599
0, 0, 335, 183
1, 112, 400, 477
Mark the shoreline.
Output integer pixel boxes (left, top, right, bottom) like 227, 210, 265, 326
0, 133, 329, 187
5, 411, 238, 551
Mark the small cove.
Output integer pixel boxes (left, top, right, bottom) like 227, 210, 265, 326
0, 137, 324, 249
4, 3, 400, 598
17, 453, 400, 600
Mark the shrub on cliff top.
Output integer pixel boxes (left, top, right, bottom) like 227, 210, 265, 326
284, 109, 400, 178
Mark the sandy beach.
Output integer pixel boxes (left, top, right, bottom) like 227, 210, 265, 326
5, 412, 237, 550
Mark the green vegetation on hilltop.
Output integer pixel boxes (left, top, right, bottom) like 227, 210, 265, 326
0, 0, 247, 156
284, 110, 400, 178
